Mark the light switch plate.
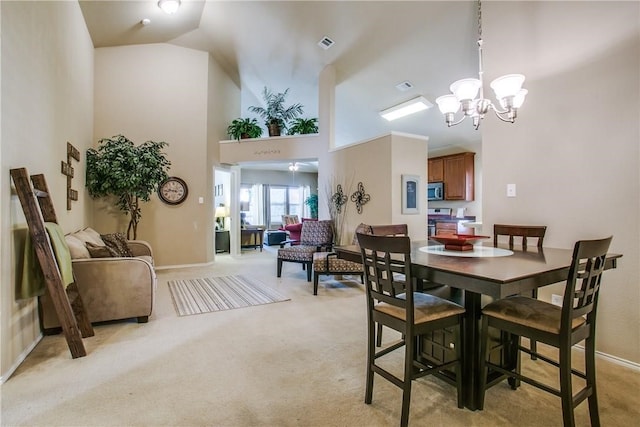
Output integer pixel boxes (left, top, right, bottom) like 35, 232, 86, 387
507, 183, 516, 197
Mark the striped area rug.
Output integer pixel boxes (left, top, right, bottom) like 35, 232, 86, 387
167, 275, 290, 316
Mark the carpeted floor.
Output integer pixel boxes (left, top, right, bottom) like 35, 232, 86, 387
1, 248, 639, 426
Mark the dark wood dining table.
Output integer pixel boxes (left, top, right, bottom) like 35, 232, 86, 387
334, 240, 622, 411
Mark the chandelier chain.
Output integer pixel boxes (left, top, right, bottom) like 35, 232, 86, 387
477, 0, 482, 40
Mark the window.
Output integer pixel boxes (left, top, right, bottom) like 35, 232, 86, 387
269, 186, 288, 227
263, 185, 309, 228
288, 187, 302, 218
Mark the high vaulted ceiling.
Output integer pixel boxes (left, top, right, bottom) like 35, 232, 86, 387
79, 1, 491, 150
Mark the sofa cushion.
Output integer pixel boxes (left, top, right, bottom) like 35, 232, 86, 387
101, 233, 133, 257
64, 234, 91, 259
73, 227, 106, 247
86, 242, 116, 258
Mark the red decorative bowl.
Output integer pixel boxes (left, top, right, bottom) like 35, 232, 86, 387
430, 234, 490, 251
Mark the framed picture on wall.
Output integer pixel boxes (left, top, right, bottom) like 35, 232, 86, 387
401, 174, 420, 214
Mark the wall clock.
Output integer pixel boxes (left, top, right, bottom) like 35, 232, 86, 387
158, 176, 188, 205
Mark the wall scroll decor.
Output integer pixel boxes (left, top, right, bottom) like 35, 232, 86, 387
331, 184, 348, 214
350, 182, 370, 214
401, 174, 420, 214
60, 142, 80, 210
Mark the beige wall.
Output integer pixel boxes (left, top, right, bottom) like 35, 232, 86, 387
0, 1, 94, 379
93, 44, 231, 267
323, 133, 428, 245
209, 54, 241, 260
390, 134, 428, 238
481, 1, 639, 363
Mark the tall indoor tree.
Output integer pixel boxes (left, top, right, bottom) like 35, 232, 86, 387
86, 135, 171, 239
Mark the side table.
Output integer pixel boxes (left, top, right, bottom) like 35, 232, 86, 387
241, 228, 264, 251
215, 230, 230, 253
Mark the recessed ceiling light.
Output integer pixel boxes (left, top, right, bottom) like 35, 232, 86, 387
380, 96, 433, 121
318, 36, 335, 50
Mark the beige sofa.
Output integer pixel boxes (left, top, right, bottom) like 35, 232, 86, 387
39, 228, 157, 333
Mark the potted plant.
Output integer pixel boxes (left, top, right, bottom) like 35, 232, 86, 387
227, 118, 263, 140
304, 194, 318, 219
248, 87, 304, 137
86, 134, 171, 240
288, 118, 318, 135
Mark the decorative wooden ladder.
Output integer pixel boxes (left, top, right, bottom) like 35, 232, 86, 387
10, 168, 94, 358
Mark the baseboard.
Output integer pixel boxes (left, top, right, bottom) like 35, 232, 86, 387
598, 350, 640, 371
0, 332, 43, 384
154, 260, 215, 271
573, 344, 640, 372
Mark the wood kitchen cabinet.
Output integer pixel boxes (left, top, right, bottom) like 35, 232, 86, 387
428, 152, 475, 201
427, 158, 444, 182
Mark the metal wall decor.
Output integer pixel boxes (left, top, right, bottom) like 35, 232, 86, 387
331, 184, 348, 214
61, 142, 80, 210
350, 182, 370, 214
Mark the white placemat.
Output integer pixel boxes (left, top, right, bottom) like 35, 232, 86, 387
419, 245, 514, 258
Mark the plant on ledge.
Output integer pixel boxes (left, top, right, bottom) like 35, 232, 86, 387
248, 87, 304, 137
227, 118, 263, 140
288, 117, 318, 135
86, 135, 171, 240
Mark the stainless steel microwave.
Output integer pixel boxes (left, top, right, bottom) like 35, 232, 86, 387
427, 182, 444, 201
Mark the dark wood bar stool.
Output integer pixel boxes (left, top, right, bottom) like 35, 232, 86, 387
357, 233, 465, 427
494, 224, 547, 358
478, 236, 613, 427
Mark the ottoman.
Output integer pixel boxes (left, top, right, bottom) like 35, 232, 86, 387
264, 230, 287, 246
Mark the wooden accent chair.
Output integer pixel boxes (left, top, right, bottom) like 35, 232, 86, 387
494, 224, 547, 358
276, 220, 333, 282
312, 223, 408, 296
478, 236, 612, 427
357, 233, 465, 427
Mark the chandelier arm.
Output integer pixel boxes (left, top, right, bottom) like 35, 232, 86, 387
491, 108, 516, 123
490, 103, 509, 115
447, 115, 469, 127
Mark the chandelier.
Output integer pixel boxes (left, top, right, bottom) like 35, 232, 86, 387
436, 0, 527, 129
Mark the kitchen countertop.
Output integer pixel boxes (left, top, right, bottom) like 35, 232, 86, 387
429, 216, 476, 223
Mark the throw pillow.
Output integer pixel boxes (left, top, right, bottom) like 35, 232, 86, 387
100, 233, 133, 257
86, 242, 117, 258
73, 228, 105, 247
64, 234, 91, 259
282, 215, 299, 226
83, 227, 106, 246
352, 223, 373, 245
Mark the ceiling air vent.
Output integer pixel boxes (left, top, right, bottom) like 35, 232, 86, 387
395, 81, 413, 92
318, 36, 335, 50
